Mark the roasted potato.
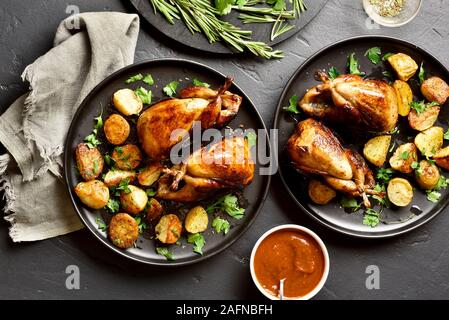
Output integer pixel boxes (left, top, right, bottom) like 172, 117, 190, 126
75, 143, 104, 181
185, 206, 209, 233
363, 135, 391, 167
387, 177, 413, 207
421, 76, 449, 105
146, 198, 163, 222
415, 160, 440, 190
104, 114, 130, 145
408, 105, 440, 131
103, 169, 136, 187
120, 185, 148, 214
75, 180, 109, 209
433, 146, 449, 170
113, 88, 143, 116
138, 163, 163, 186
414, 126, 444, 157
393, 80, 413, 116
308, 179, 336, 205
155, 214, 182, 244
387, 53, 418, 81
389, 143, 418, 173
111, 144, 142, 170
108, 213, 139, 249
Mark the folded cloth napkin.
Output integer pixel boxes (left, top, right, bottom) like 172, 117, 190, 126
0, 12, 140, 242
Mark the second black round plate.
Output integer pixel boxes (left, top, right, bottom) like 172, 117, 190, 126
64, 59, 270, 265
274, 36, 449, 238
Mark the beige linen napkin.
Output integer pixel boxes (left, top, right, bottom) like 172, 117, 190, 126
0, 12, 140, 241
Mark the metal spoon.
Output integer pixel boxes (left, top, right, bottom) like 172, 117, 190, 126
279, 278, 285, 300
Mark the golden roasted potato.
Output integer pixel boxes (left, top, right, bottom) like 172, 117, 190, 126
111, 144, 142, 170
433, 146, 449, 170
120, 185, 148, 214
415, 160, 440, 190
389, 143, 418, 173
138, 163, 163, 186
103, 169, 136, 187
387, 177, 413, 207
108, 213, 139, 249
387, 53, 418, 81
363, 135, 391, 167
185, 206, 209, 233
155, 214, 182, 244
104, 114, 130, 145
414, 126, 444, 157
75, 143, 104, 181
408, 105, 440, 131
113, 88, 143, 116
308, 179, 336, 205
393, 80, 413, 116
421, 76, 449, 105
146, 198, 163, 222
75, 180, 109, 209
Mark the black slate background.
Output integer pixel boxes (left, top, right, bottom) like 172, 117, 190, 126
1, 0, 448, 299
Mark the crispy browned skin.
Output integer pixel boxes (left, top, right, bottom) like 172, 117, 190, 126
157, 136, 254, 202
286, 119, 380, 207
299, 72, 398, 132
111, 144, 142, 170
75, 143, 104, 181
108, 213, 139, 249
104, 114, 130, 145
136, 77, 242, 160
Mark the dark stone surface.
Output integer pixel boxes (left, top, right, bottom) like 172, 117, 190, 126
1, 0, 448, 299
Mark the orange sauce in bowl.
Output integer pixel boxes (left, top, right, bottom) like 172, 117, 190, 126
253, 229, 325, 299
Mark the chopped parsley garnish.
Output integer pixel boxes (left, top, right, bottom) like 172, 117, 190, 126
418, 62, 425, 85
146, 188, 156, 197
328, 67, 340, 80
143, 74, 154, 86
400, 151, 409, 160
134, 216, 148, 233
363, 208, 380, 227
382, 52, 394, 61
376, 168, 394, 183
125, 73, 143, 84
411, 161, 419, 170
163, 81, 180, 97
192, 78, 210, 88
347, 53, 365, 76
409, 100, 438, 114
156, 247, 174, 260
106, 198, 120, 213
365, 47, 381, 65
283, 95, 300, 114
114, 178, 131, 196
187, 233, 206, 255
212, 217, 231, 235
84, 133, 101, 149
426, 190, 441, 203
95, 217, 108, 232
206, 194, 245, 219
382, 70, 393, 79
135, 87, 152, 104
104, 154, 114, 166
340, 197, 361, 211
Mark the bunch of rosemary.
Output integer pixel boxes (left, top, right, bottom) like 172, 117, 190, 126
149, 0, 307, 59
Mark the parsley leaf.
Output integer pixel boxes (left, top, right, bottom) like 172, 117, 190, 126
376, 168, 394, 183
95, 217, 108, 232
212, 217, 231, 235
106, 198, 120, 213
163, 81, 179, 97
411, 161, 419, 170
340, 197, 361, 211
410, 100, 439, 114
328, 67, 340, 80
143, 74, 154, 86
418, 62, 425, 85
283, 95, 300, 114
245, 131, 257, 148
215, 0, 234, 15
382, 70, 393, 79
363, 208, 380, 227
206, 194, 245, 219
125, 73, 143, 84
156, 247, 174, 260
426, 190, 441, 203
134, 216, 148, 233
400, 151, 409, 160
84, 133, 101, 149
146, 188, 156, 197
382, 52, 394, 61
348, 53, 365, 76
192, 78, 210, 88
434, 176, 449, 191
365, 47, 381, 65
187, 233, 206, 255
135, 87, 152, 104
115, 178, 131, 196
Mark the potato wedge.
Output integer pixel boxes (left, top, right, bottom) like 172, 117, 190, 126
185, 206, 209, 233
387, 177, 413, 207
415, 160, 440, 190
75, 180, 109, 209
120, 185, 148, 214
146, 198, 163, 222
414, 126, 444, 157
387, 53, 418, 81
433, 146, 449, 170
363, 135, 391, 167
421, 76, 449, 105
103, 169, 136, 187
108, 213, 139, 249
389, 143, 418, 173
104, 114, 130, 145
112, 144, 142, 170
393, 80, 413, 116
408, 105, 440, 131
75, 143, 104, 181
138, 163, 163, 186
155, 214, 182, 244
308, 180, 336, 205
113, 88, 143, 116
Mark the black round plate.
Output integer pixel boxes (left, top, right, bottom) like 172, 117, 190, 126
274, 35, 449, 238
130, 0, 328, 54
64, 59, 270, 265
